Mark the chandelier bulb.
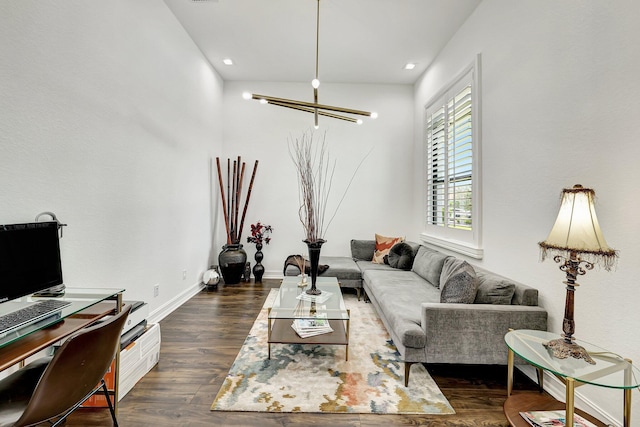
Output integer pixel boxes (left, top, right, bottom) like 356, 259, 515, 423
356, 119, 363, 125
259, 98, 268, 105
311, 78, 320, 89
242, 92, 252, 100
370, 112, 378, 119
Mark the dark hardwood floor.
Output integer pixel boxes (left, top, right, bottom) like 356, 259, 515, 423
66, 279, 542, 426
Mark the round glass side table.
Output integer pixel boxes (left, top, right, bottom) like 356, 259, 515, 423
504, 329, 640, 427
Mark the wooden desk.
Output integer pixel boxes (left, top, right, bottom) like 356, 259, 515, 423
0, 288, 124, 413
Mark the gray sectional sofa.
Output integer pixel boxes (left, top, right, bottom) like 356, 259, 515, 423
285, 239, 548, 386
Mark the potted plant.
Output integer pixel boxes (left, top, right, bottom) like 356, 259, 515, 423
215, 156, 259, 284
247, 222, 273, 282
289, 129, 366, 294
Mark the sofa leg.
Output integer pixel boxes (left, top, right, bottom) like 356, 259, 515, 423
404, 362, 415, 387
356, 288, 361, 301
363, 290, 370, 303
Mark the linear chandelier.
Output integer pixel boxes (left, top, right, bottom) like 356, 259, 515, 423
244, 0, 377, 127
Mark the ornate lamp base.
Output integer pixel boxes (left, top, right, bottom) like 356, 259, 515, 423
543, 338, 595, 365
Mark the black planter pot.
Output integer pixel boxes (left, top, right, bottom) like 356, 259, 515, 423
218, 243, 247, 284
252, 242, 265, 282
304, 239, 325, 295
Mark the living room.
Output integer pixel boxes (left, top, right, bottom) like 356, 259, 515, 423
1, 0, 639, 426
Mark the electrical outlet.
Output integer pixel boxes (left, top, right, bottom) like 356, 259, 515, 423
153, 284, 159, 297
182, 270, 187, 280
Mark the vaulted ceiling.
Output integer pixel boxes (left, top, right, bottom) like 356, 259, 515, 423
163, 0, 482, 85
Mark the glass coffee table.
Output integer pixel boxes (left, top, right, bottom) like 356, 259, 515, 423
267, 276, 350, 360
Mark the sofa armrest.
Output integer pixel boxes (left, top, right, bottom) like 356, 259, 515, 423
420, 303, 547, 365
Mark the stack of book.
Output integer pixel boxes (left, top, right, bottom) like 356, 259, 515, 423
295, 290, 333, 304
520, 410, 597, 427
291, 314, 333, 338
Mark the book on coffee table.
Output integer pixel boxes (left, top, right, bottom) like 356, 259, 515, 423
295, 290, 333, 304
520, 410, 597, 427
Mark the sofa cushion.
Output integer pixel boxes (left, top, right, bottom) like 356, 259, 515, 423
350, 239, 375, 261
411, 246, 449, 288
439, 259, 478, 303
356, 259, 394, 273
363, 270, 440, 348
474, 270, 516, 304
387, 242, 415, 270
372, 234, 404, 264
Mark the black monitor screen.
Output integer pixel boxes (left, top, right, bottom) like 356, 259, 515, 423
0, 221, 63, 302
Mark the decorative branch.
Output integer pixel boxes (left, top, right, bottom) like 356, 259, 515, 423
289, 129, 370, 242
215, 157, 259, 245
216, 157, 231, 244
238, 160, 259, 241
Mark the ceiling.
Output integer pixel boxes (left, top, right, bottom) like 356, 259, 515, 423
163, 0, 482, 85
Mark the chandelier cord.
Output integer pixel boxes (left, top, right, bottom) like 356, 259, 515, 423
315, 0, 320, 82
248, 0, 375, 125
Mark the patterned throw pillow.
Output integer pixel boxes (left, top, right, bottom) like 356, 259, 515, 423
372, 234, 404, 264
439, 258, 479, 304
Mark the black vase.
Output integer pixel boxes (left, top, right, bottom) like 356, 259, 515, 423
218, 243, 247, 284
252, 242, 265, 282
304, 239, 325, 295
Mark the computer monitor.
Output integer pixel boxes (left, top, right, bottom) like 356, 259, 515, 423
0, 221, 63, 303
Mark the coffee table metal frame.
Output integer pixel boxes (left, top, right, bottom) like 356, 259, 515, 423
267, 277, 350, 360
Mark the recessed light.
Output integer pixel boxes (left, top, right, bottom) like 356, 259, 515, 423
223, 58, 233, 66
404, 63, 416, 70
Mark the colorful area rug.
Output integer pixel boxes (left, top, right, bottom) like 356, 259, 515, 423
211, 289, 454, 414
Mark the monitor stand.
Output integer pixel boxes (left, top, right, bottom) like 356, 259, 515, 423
33, 284, 66, 297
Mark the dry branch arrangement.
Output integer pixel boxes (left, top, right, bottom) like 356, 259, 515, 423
215, 156, 259, 245
289, 130, 335, 243
289, 129, 370, 243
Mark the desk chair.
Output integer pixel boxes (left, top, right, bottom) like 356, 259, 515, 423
0, 305, 131, 427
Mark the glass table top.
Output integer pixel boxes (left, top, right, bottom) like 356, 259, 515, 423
0, 287, 124, 349
505, 329, 640, 389
269, 277, 349, 320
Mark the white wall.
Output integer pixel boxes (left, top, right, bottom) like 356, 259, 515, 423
414, 1, 640, 425
0, 0, 224, 318
222, 81, 413, 276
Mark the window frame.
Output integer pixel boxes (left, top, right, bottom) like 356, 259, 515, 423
421, 54, 483, 259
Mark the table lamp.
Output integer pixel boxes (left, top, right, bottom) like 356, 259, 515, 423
539, 184, 618, 364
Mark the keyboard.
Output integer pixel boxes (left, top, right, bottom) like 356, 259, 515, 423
0, 299, 72, 335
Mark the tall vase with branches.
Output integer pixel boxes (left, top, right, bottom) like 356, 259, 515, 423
290, 129, 367, 295
215, 156, 259, 284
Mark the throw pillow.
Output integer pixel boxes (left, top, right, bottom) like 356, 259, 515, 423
473, 270, 516, 304
439, 258, 478, 304
411, 246, 449, 288
387, 242, 415, 270
372, 234, 404, 264
350, 239, 376, 261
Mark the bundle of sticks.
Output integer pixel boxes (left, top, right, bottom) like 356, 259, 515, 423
215, 156, 259, 245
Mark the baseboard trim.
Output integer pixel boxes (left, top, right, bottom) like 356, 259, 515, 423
517, 365, 619, 426
147, 282, 205, 324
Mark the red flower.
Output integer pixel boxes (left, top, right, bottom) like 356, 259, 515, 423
247, 222, 273, 245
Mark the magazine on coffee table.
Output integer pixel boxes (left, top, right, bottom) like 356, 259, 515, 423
291, 314, 333, 338
520, 410, 597, 427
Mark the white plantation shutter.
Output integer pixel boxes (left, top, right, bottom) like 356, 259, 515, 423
425, 71, 474, 230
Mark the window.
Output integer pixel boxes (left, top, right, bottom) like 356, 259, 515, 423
423, 56, 482, 258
